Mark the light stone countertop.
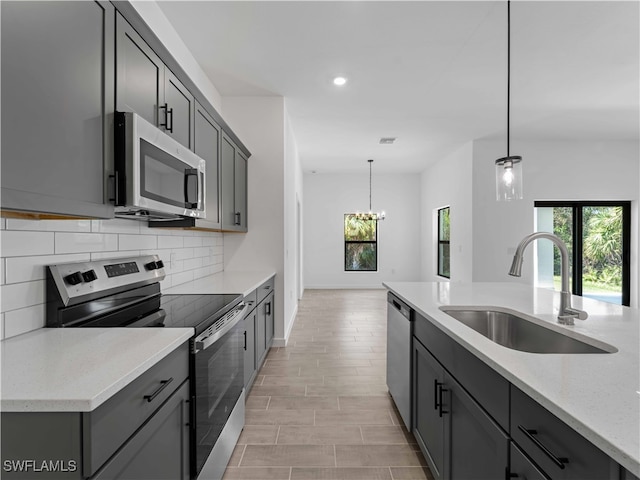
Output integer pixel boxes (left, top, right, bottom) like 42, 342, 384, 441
383, 281, 640, 476
1, 327, 193, 412
163, 270, 276, 297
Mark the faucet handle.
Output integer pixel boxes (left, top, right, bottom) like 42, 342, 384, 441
559, 307, 589, 325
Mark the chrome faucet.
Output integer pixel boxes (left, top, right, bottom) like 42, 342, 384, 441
509, 232, 588, 325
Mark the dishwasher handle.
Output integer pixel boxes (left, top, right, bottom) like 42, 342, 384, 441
388, 293, 411, 320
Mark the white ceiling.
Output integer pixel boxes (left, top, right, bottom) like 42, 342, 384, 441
158, 1, 639, 174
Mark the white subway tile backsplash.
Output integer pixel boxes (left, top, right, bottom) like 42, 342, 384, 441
6, 218, 92, 233
4, 304, 46, 338
0, 218, 225, 339
55, 232, 118, 254
92, 219, 141, 234
158, 236, 184, 249
5, 253, 90, 284
1, 280, 45, 313
119, 234, 157, 251
1, 231, 55, 257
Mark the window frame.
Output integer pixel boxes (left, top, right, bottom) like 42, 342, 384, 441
534, 200, 631, 306
344, 214, 378, 272
437, 206, 451, 279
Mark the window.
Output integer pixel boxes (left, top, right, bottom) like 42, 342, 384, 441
344, 214, 377, 271
437, 207, 450, 278
534, 201, 630, 306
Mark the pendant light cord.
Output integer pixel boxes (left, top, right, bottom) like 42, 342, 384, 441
368, 159, 373, 211
507, 0, 511, 157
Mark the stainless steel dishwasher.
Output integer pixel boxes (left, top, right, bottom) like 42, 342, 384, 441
386, 292, 412, 429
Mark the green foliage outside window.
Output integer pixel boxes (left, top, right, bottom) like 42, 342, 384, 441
344, 214, 377, 271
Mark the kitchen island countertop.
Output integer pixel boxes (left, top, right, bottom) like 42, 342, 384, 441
383, 281, 640, 476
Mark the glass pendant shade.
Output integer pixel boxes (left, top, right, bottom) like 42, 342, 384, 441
495, 156, 523, 201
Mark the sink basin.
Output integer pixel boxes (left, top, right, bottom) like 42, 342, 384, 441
439, 307, 617, 354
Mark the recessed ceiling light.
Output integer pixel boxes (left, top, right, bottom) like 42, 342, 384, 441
333, 76, 347, 86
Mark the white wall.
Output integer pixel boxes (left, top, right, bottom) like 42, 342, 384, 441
0, 219, 223, 340
221, 96, 296, 346
471, 139, 639, 306
304, 173, 421, 288
420, 142, 474, 282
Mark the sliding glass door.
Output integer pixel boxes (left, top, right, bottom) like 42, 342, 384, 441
534, 201, 630, 306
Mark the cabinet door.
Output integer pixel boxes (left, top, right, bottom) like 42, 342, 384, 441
90, 381, 190, 480
164, 69, 194, 149
1, 0, 114, 219
234, 150, 248, 231
221, 135, 237, 230
244, 310, 257, 390
446, 372, 509, 480
116, 12, 164, 128
194, 102, 221, 227
413, 339, 445, 480
256, 300, 267, 368
265, 292, 275, 348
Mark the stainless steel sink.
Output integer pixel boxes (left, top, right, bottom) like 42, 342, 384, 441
439, 307, 617, 354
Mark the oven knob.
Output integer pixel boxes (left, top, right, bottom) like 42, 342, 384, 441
145, 261, 159, 271
82, 269, 98, 283
156, 260, 164, 269
65, 271, 84, 286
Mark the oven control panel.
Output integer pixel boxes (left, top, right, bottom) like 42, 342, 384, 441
48, 255, 166, 306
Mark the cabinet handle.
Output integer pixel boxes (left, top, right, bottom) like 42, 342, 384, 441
434, 379, 440, 410
244, 330, 247, 350
144, 377, 174, 403
266, 302, 271, 316
159, 103, 173, 133
517, 425, 569, 470
438, 383, 448, 417
505, 469, 519, 479
234, 212, 242, 225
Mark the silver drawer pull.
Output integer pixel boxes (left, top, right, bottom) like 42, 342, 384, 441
144, 378, 173, 403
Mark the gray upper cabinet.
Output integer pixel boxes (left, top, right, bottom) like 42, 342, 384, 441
116, 13, 194, 150
1, 0, 115, 219
221, 134, 248, 232
194, 102, 221, 228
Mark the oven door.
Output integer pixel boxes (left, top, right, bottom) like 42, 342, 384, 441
192, 306, 246, 478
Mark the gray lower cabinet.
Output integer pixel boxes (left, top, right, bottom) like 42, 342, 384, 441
194, 101, 222, 228
1, 343, 189, 479
1, 0, 114, 218
116, 13, 194, 150
413, 337, 508, 480
510, 443, 549, 480
243, 277, 275, 391
221, 134, 248, 232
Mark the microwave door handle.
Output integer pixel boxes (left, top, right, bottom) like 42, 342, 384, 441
184, 168, 198, 209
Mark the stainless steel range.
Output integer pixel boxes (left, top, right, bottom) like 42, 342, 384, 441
46, 255, 247, 480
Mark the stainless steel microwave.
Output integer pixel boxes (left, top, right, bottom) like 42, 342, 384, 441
113, 112, 205, 220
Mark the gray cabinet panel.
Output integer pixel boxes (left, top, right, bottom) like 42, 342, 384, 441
234, 151, 248, 230
90, 381, 190, 480
221, 135, 237, 230
511, 386, 618, 480
1, 1, 114, 218
116, 13, 163, 127
194, 102, 221, 227
165, 69, 194, 149
446, 372, 509, 480
265, 291, 275, 348
510, 442, 549, 480
244, 310, 257, 389
413, 339, 445, 480
256, 299, 267, 366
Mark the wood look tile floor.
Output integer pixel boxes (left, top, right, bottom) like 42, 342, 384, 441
222, 289, 433, 480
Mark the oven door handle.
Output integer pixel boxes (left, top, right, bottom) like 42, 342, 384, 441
194, 303, 249, 353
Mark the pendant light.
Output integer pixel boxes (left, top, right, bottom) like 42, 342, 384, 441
495, 0, 523, 201
356, 159, 385, 221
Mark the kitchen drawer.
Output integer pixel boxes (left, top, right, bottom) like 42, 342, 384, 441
244, 289, 258, 312
511, 386, 618, 480
257, 276, 275, 304
414, 312, 509, 430
82, 342, 189, 477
